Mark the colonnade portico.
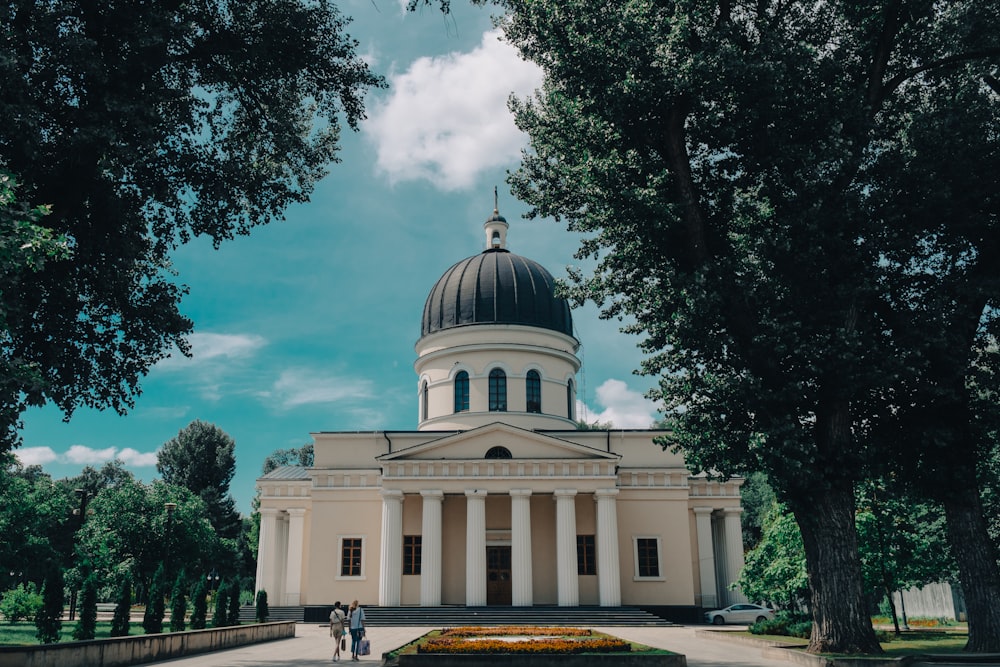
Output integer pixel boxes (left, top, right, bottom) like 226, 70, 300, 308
377, 485, 622, 608
693, 505, 747, 608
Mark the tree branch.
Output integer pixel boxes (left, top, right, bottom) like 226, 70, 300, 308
880, 48, 1000, 107
866, 0, 903, 110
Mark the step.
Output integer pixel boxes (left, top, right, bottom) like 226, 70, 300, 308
240, 605, 673, 627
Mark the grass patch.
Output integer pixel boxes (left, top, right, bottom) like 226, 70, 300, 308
0, 621, 235, 647
878, 631, 969, 656
386, 627, 675, 658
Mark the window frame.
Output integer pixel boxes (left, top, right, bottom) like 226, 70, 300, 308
488, 368, 507, 412
403, 535, 422, 576
576, 534, 596, 576
526, 370, 541, 413
454, 371, 470, 413
632, 536, 664, 581
338, 535, 367, 580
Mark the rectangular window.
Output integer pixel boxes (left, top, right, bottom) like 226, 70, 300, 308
341, 537, 363, 577
635, 537, 661, 578
403, 535, 422, 575
576, 535, 596, 575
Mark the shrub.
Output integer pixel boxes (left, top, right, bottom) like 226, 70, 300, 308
255, 590, 269, 623
0, 583, 43, 622
749, 610, 811, 637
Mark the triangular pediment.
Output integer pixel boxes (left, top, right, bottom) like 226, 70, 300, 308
377, 422, 619, 462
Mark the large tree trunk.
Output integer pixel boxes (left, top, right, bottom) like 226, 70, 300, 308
791, 481, 882, 654
941, 482, 1000, 651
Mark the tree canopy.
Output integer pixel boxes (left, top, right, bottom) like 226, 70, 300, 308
158, 420, 241, 538
0, 0, 383, 451
496, 0, 1000, 652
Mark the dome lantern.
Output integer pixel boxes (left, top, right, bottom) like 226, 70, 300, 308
483, 186, 509, 250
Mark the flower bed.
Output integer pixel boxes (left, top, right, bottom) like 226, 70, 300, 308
391, 626, 686, 667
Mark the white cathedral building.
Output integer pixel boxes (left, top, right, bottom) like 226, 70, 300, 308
254, 204, 746, 615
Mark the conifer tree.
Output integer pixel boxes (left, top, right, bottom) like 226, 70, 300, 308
169, 571, 187, 632
34, 568, 63, 644
72, 574, 97, 640
110, 575, 132, 637
190, 578, 208, 630
212, 580, 229, 628
255, 590, 269, 623
228, 582, 242, 626
142, 563, 166, 634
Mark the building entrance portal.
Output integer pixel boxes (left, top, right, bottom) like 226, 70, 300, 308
486, 546, 512, 605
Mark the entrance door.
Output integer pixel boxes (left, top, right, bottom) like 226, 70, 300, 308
486, 546, 512, 605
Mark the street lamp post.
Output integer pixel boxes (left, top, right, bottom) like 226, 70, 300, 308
206, 569, 220, 592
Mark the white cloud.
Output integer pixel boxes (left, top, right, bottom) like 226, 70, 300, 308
365, 29, 544, 190
117, 448, 160, 467
158, 332, 267, 369
15, 445, 159, 468
66, 445, 118, 465
578, 379, 660, 429
268, 369, 376, 410
15, 446, 58, 466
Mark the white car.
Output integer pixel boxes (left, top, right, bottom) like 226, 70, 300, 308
704, 603, 774, 625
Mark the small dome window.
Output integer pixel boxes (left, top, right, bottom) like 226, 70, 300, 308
485, 446, 512, 459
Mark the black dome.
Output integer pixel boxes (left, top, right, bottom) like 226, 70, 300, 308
421, 249, 573, 337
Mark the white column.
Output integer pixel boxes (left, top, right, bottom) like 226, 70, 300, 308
554, 490, 579, 607
510, 489, 533, 606
283, 508, 307, 605
274, 513, 289, 604
255, 508, 280, 596
693, 507, 719, 609
465, 490, 488, 606
595, 488, 621, 607
379, 490, 404, 606
420, 490, 444, 606
722, 507, 747, 602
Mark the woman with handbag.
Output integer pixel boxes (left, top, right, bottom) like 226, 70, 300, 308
329, 601, 346, 662
347, 599, 366, 661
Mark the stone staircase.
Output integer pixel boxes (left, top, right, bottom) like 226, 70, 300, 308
240, 605, 673, 627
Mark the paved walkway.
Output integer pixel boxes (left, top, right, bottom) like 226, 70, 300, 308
145, 623, 796, 667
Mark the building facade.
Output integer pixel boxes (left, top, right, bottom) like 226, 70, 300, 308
254, 204, 746, 611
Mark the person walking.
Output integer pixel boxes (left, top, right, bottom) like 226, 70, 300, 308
329, 601, 347, 662
347, 599, 366, 661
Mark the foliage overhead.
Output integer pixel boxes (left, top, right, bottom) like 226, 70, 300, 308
0, 0, 384, 452
495, 0, 1000, 652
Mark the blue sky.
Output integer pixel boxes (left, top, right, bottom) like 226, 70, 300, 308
16, 1, 661, 514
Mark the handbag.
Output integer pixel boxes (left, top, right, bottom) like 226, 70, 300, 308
359, 638, 371, 656
340, 638, 346, 651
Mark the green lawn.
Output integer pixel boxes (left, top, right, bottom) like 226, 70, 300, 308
0, 621, 225, 647
737, 629, 970, 657
878, 631, 969, 656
